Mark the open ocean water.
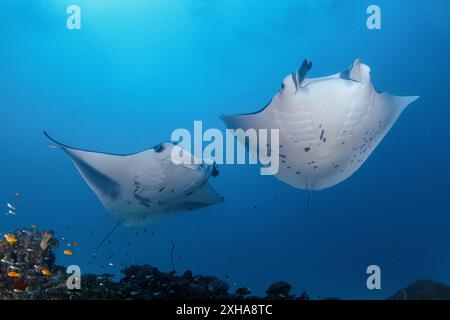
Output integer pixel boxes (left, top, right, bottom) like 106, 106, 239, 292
0, 0, 449, 299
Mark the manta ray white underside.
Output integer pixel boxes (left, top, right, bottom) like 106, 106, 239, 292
45, 132, 223, 227
221, 59, 419, 190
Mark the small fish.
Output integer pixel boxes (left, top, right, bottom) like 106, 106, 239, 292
72, 241, 78, 247
7, 203, 16, 211
8, 210, 16, 215
7, 271, 20, 277
4, 234, 17, 245
41, 269, 52, 276
64, 249, 74, 256
108, 262, 114, 266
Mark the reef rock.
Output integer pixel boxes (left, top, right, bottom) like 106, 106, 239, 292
388, 279, 450, 300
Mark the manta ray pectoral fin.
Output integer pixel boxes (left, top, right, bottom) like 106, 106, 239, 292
184, 183, 224, 207
221, 113, 252, 130
293, 59, 313, 90
220, 106, 269, 131
44, 131, 122, 200
44, 130, 71, 149
392, 95, 420, 111
379, 94, 420, 114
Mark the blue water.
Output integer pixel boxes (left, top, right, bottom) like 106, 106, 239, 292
0, 0, 449, 299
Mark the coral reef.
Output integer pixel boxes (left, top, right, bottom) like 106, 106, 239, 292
0, 227, 309, 300
6, 226, 448, 300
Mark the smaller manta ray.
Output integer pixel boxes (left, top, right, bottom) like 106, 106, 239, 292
221, 59, 419, 191
44, 132, 223, 227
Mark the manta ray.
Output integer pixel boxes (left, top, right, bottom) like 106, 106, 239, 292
221, 59, 419, 192
44, 132, 223, 227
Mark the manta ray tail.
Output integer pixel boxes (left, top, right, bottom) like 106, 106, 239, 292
305, 189, 313, 211
95, 220, 122, 252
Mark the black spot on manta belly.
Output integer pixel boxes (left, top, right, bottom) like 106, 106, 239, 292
133, 193, 151, 205
140, 201, 150, 208
304, 147, 311, 152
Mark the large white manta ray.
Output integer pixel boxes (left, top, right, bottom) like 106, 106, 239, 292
221, 59, 419, 191
44, 132, 223, 227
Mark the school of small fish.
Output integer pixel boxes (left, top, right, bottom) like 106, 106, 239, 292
4, 192, 20, 216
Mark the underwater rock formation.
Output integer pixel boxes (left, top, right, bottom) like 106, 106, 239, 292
0, 227, 308, 300
3, 227, 449, 300
265, 281, 293, 299
388, 279, 450, 300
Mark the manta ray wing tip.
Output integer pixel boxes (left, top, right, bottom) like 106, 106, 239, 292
43, 130, 57, 144
43, 131, 66, 149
